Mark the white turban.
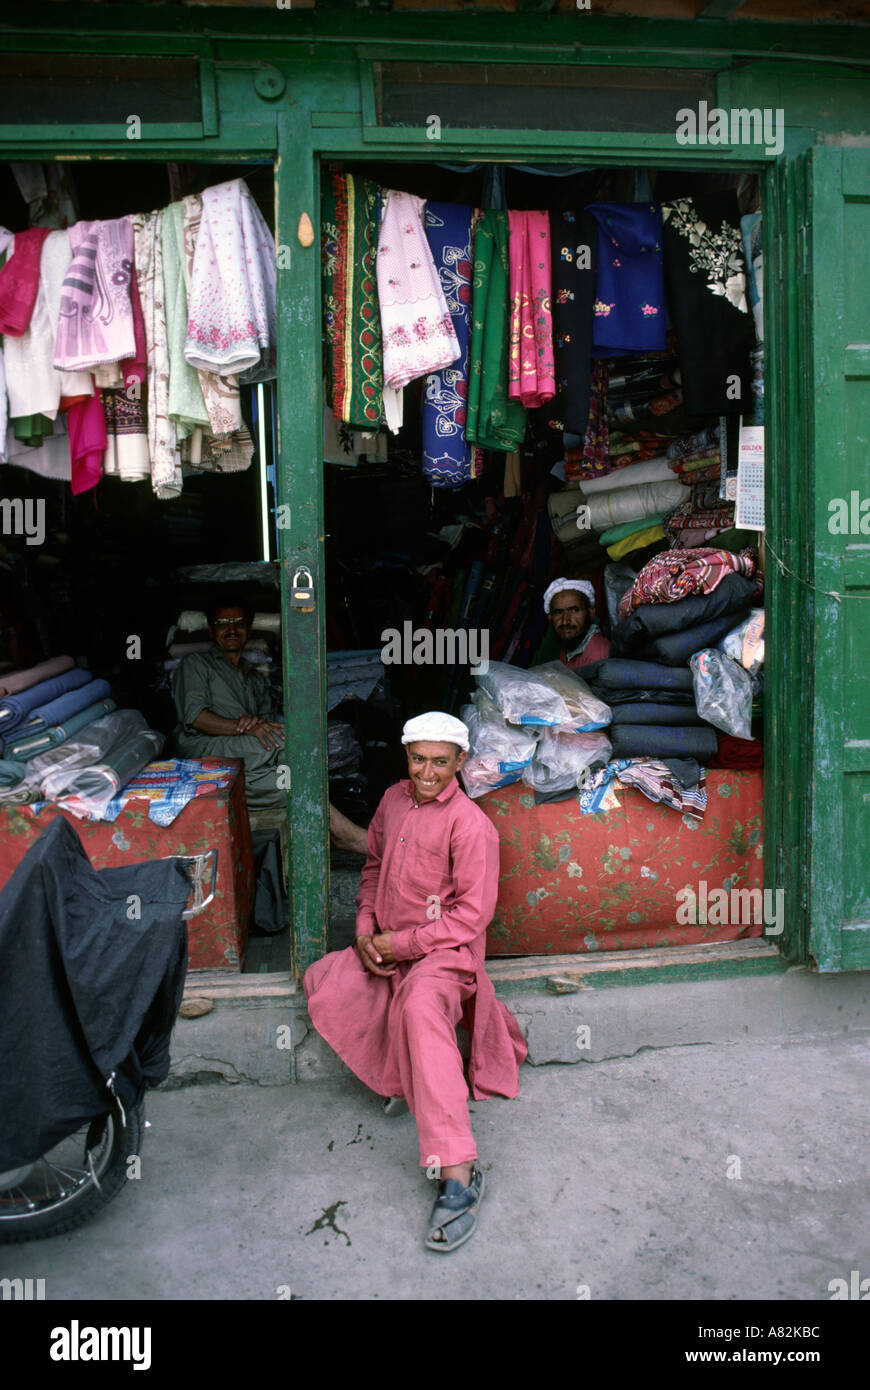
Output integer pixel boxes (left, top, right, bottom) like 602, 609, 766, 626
401, 711, 470, 753
543, 577, 596, 615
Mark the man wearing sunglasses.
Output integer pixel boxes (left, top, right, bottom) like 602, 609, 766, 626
171, 600, 366, 850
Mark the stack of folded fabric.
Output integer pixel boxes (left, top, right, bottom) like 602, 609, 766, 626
0, 661, 116, 759
580, 657, 719, 762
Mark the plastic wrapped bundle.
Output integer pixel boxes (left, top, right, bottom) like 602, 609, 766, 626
716, 608, 765, 675
460, 694, 539, 800
522, 727, 612, 796
690, 648, 753, 740
529, 662, 612, 731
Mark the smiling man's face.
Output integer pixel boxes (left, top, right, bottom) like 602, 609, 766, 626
549, 591, 591, 648
405, 741, 466, 803
210, 606, 251, 658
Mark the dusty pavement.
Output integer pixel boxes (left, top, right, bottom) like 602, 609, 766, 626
3, 1032, 869, 1303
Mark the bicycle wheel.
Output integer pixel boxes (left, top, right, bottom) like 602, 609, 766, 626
0, 1098, 144, 1243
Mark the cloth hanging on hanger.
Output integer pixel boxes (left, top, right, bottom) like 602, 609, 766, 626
465, 210, 526, 452
101, 253, 149, 483
587, 202, 667, 356
377, 189, 460, 392
564, 359, 610, 483
65, 388, 106, 495
180, 192, 242, 436
549, 207, 598, 435
3, 231, 94, 420
421, 201, 477, 489
661, 192, 753, 414
161, 202, 210, 440
133, 209, 182, 500
53, 218, 136, 371
507, 210, 555, 409
321, 172, 384, 429
0, 227, 51, 336
184, 179, 276, 383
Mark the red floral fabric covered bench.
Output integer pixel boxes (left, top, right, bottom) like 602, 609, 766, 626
479, 770, 764, 956
0, 762, 254, 970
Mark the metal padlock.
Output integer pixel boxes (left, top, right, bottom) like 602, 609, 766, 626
290, 566, 315, 612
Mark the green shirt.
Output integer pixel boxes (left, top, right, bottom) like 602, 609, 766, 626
171, 648, 273, 738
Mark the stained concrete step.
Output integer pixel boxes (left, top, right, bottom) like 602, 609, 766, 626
163, 940, 870, 1088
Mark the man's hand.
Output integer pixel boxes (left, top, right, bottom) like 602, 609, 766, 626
235, 716, 284, 750
356, 933, 396, 978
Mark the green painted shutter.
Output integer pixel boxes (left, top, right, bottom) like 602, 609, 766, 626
806, 148, 870, 971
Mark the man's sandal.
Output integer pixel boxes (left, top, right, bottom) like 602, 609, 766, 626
424, 1165, 485, 1253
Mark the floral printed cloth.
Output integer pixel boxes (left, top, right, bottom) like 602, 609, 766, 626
549, 207, 598, 434
478, 769, 763, 956
507, 210, 555, 408
377, 189, 460, 391
661, 193, 753, 414
587, 202, 667, 356
619, 546, 758, 619
184, 179, 276, 383
322, 172, 384, 428
422, 201, 478, 488
133, 210, 181, 499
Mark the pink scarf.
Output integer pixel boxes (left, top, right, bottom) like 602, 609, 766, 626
377, 190, 460, 390
0, 227, 51, 336
54, 218, 136, 371
507, 210, 555, 408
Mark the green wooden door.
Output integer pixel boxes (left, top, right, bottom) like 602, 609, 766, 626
805, 147, 870, 971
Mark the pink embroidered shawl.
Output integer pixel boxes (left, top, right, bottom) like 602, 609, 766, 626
507, 210, 555, 409
377, 190, 460, 390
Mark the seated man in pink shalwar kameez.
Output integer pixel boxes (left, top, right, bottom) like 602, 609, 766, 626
304, 710, 527, 1253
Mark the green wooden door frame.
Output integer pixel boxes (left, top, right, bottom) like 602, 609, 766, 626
277, 107, 808, 982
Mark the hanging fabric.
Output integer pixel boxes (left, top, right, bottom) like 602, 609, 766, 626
133, 209, 181, 500
4, 230, 94, 420
181, 192, 243, 436
53, 217, 136, 371
549, 207, 598, 435
184, 179, 276, 383
507, 210, 555, 409
321, 172, 384, 430
378, 189, 460, 394
587, 202, 667, 356
465, 210, 525, 453
161, 201, 210, 441
0, 227, 51, 337
661, 192, 753, 414
421, 201, 477, 489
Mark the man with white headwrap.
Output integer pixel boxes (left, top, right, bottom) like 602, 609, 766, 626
304, 710, 527, 1253
543, 577, 611, 671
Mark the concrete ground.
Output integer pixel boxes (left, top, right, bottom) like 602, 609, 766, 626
4, 1031, 869, 1302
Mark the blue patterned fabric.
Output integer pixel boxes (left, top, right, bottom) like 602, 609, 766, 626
588, 202, 667, 356
422, 201, 475, 488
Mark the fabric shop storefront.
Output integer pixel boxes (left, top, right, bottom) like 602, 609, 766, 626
1, 4, 868, 1011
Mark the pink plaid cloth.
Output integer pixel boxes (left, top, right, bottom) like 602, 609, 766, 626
619, 547, 757, 618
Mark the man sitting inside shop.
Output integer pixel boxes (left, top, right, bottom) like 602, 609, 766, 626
544, 578, 611, 671
171, 599, 366, 851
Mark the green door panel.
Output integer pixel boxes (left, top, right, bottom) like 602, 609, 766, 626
807, 147, 870, 971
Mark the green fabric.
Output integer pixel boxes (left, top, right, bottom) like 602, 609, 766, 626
12, 414, 54, 447
710, 527, 758, 553
162, 201, 209, 441
171, 648, 283, 809
531, 625, 562, 667
0, 758, 27, 789
606, 524, 666, 561
326, 172, 383, 429
5, 699, 117, 760
466, 211, 526, 452
598, 512, 667, 546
